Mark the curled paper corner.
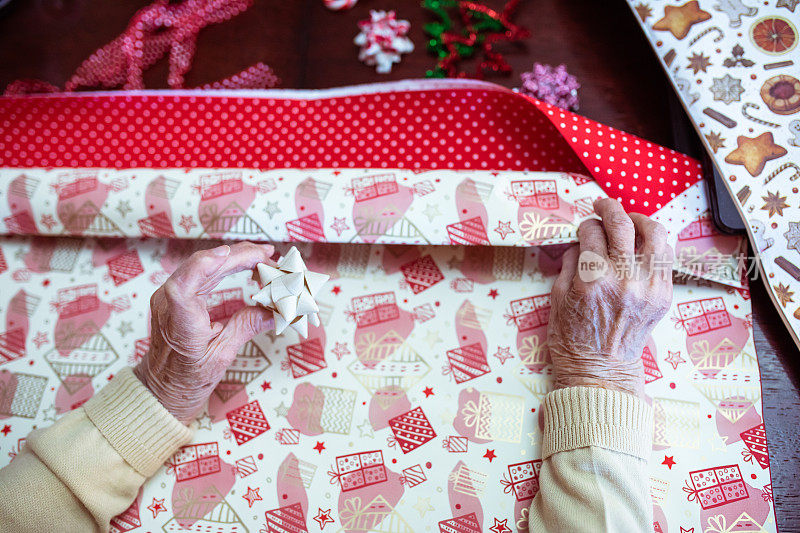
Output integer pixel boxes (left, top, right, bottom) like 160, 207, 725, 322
252, 247, 330, 338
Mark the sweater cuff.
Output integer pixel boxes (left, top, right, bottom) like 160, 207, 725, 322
83, 367, 194, 477
541, 386, 653, 461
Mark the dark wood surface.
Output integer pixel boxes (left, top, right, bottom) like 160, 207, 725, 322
1, 0, 798, 528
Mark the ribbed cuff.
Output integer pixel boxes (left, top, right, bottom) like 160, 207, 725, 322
542, 386, 653, 461
83, 367, 194, 477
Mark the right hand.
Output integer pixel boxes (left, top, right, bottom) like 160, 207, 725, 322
134, 242, 276, 423
546, 198, 674, 398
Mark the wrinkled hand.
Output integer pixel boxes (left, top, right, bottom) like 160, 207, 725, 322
134, 242, 276, 423
547, 198, 674, 398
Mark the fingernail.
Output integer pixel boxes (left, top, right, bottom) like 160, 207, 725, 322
213, 245, 230, 257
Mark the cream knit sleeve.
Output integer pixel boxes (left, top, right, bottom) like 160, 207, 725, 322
528, 386, 654, 533
0, 367, 193, 533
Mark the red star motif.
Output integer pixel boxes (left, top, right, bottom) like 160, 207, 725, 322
423, 386, 434, 398
40, 214, 57, 230
313, 441, 326, 454
483, 449, 497, 462
331, 342, 350, 360
313, 508, 335, 529
665, 351, 686, 370
680, 528, 695, 533
178, 215, 196, 234
662, 456, 676, 469
242, 486, 262, 508
331, 285, 342, 295
260, 381, 271, 392
147, 498, 167, 518
493, 346, 513, 365
488, 289, 499, 299
330, 217, 350, 237
1, 425, 11, 436
489, 518, 512, 533
494, 220, 515, 240
32, 331, 49, 349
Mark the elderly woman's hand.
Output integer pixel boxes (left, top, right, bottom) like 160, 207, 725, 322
134, 242, 276, 423
547, 198, 674, 398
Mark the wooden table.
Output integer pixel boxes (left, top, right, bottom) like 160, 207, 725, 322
1, 0, 798, 527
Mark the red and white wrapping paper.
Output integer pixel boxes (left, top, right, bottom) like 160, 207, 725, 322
0, 80, 774, 532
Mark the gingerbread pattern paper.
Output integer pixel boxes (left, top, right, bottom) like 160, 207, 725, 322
627, 0, 800, 347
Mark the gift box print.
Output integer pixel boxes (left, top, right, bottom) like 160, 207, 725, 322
686, 465, 748, 510
677, 297, 731, 336
508, 294, 551, 331
510, 180, 559, 209
332, 450, 387, 492
170, 442, 221, 482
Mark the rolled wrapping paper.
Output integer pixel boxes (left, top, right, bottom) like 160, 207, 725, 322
251, 247, 330, 337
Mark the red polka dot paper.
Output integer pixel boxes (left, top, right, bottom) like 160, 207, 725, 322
0, 80, 702, 217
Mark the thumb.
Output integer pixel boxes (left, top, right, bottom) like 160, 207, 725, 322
215, 305, 275, 359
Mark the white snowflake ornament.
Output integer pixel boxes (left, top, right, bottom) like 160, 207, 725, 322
252, 247, 329, 337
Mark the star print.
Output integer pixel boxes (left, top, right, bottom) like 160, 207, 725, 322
116, 200, 132, 218
494, 220, 515, 240
42, 405, 58, 422
710, 74, 745, 104
1, 425, 11, 436
724, 132, 787, 177
665, 351, 686, 370
488, 288, 499, 299
493, 346, 513, 365
274, 402, 290, 418
313, 508, 334, 529
40, 214, 57, 230
413, 496, 435, 517
147, 498, 167, 518
527, 431, 537, 446
489, 518, 512, 533
32, 331, 49, 349
331, 285, 342, 295
680, 528, 695, 533
761, 191, 790, 218
357, 419, 374, 438
242, 486, 262, 508
264, 201, 281, 218
777, 0, 799, 11
178, 215, 196, 234
774, 283, 795, 308
652, 1, 712, 40
313, 441, 326, 454
662, 455, 676, 469
707, 434, 728, 451
704, 131, 725, 153
117, 320, 133, 337
423, 203, 441, 222
424, 329, 443, 348
784, 222, 800, 252
423, 386, 434, 398
260, 381, 272, 392
686, 52, 711, 74
634, 2, 653, 21
331, 342, 350, 360
330, 217, 350, 237
483, 449, 497, 462
196, 412, 213, 430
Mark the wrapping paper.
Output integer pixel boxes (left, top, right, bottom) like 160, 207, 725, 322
0, 81, 775, 532
626, 0, 800, 349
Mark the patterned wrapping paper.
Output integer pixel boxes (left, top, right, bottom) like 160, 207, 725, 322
0, 167, 775, 533
0, 81, 776, 531
625, 0, 800, 348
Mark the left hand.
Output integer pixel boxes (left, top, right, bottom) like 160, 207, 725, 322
134, 242, 276, 423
